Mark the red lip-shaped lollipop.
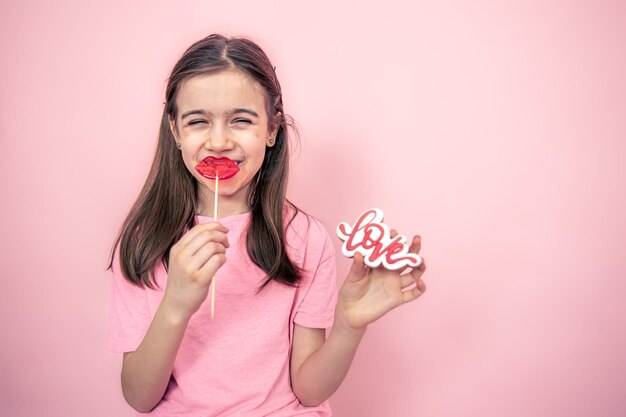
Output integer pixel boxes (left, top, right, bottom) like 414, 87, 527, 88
195, 156, 240, 180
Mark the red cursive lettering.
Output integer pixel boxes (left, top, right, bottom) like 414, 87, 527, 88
337, 208, 421, 271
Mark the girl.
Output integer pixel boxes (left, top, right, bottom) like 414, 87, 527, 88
106, 33, 427, 416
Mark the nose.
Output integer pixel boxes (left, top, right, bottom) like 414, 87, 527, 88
205, 124, 233, 153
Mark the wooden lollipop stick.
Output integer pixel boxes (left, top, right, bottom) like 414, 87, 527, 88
211, 175, 219, 319
214, 175, 219, 219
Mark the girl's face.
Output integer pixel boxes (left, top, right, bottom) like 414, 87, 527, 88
169, 69, 277, 213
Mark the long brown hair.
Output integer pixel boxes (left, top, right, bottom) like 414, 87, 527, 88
107, 34, 304, 293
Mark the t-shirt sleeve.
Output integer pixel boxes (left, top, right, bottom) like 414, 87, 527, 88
293, 224, 338, 329
105, 250, 152, 353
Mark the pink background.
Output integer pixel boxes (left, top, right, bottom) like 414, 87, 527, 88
1, 0, 625, 416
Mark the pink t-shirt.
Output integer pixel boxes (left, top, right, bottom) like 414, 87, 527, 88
106, 211, 338, 416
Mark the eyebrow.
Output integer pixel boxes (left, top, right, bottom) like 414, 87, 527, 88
181, 108, 259, 120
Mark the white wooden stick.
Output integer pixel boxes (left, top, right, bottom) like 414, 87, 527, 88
211, 175, 219, 319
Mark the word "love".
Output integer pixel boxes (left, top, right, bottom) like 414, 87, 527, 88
336, 208, 422, 271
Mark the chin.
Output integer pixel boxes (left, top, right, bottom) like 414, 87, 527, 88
217, 182, 249, 197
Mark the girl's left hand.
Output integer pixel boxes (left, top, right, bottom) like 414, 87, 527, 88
336, 233, 427, 331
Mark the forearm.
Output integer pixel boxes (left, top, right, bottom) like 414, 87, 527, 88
121, 297, 190, 413
292, 312, 366, 406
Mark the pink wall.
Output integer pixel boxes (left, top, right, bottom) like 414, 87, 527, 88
1, 0, 624, 416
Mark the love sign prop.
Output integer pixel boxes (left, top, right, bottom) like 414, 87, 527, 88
336, 208, 422, 270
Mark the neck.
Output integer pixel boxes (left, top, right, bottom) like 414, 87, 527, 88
197, 186, 250, 219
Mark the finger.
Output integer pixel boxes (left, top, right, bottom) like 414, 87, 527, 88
187, 241, 227, 272
198, 253, 227, 283
177, 222, 229, 248
410, 258, 426, 280
400, 274, 415, 288
408, 235, 421, 254
185, 229, 230, 256
346, 252, 368, 283
402, 281, 426, 303
399, 265, 414, 275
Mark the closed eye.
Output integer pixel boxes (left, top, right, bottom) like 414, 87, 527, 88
234, 118, 252, 124
188, 120, 206, 125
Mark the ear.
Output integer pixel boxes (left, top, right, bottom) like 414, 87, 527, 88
267, 111, 281, 147
168, 115, 179, 142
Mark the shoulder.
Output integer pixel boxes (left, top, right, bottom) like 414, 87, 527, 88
109, 241, 165, 291
285, 204, 332, 243
284, 203, 336, 261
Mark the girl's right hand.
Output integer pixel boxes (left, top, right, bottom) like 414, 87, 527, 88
162, 222, 229, 321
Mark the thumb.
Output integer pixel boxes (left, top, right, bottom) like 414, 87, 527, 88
345, 252, 368, 283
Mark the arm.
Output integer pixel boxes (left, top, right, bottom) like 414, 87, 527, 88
291, 235, 427, 406
290, 317, 366, 407
121, 300, 190, 412
121, 222, 229, 412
